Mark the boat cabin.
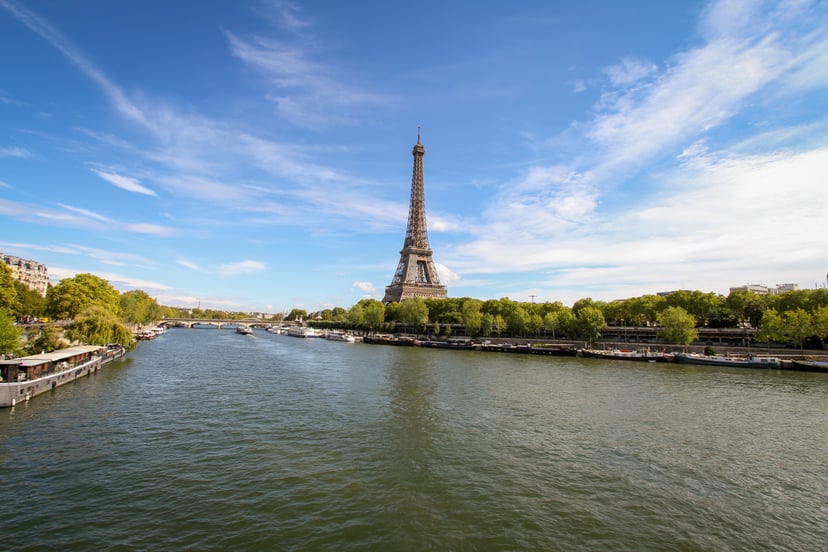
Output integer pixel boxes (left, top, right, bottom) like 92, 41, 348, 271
13, 346, 104, 382
0, 359, 22, 383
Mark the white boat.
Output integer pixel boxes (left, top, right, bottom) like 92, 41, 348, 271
266, 326, 287, 334
1, 344, 127, 408
674, 353, 781, 369
325, 331, 356, 343
236, 324, 253, 335
580, 348, 672, 362
286, 326, 323, 338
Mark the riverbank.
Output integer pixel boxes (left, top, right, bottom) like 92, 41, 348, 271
360, 334, 828, 371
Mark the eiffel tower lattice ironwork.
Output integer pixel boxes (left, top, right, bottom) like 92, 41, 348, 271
382, 130, 447, 303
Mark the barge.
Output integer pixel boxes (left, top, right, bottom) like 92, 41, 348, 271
0, 344, 126, 408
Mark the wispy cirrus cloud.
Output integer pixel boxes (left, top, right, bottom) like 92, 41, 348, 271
177, 259, 203, 271
225, 1, 390, 130
449, 0, 828, 302
0, 146, 31, 158
218, 260, 267, 277
2, 0, 405, 237
48, 266, 170, 290
90, 168, 156, 196
0, 198, 179, 236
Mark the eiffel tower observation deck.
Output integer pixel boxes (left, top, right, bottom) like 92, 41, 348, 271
382, 130, 447, 303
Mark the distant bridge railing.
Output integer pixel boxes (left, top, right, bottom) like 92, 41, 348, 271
159, 318, 272, 329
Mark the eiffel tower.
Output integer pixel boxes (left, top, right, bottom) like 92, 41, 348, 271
382, 130, 447, 303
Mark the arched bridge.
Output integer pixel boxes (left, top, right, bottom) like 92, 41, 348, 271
159, 318, 271, 329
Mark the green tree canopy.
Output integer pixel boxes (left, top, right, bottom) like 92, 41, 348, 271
362, 299, 385, 332
0, 308, 22, 355
782, 309, 813, 350
812, 306, 828, 348
572, 306, 606, 345
461, 299, 483, 336
756, 309, 784, 345
46, 273, 121, 320
347, 304, 365, 327
22, 324, 64, 355
0, 263, 20, 313
65, 305, 135, 348
544, 309, 575, 339
13, 280, 46, 320
120, 290, 164, 325
286, 308, 307, 321
506, 306, 528, 337
397, 298, 429, 332
656, 306, 698, 347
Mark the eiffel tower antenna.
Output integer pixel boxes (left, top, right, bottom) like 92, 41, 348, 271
382, 130, 447, 303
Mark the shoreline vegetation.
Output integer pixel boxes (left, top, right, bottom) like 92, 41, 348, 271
2, 266, 827, 363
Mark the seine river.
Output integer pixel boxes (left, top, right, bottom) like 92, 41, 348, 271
1, 328, 826, 551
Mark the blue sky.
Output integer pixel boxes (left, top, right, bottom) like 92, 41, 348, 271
1, 0, 826, 313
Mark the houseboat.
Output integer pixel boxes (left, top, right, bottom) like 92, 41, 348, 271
674, 352, 781, 369
0, 344, 126, 408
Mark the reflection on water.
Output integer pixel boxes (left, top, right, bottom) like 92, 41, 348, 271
1, 328, 826, 551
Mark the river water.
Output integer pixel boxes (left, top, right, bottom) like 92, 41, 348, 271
1, 328, 826, 551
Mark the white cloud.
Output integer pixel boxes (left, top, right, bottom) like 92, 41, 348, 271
602, 57, 658, 88
91, 168, 156, 196
225, 20, 389, 129
177, 259, 202, 271
218, 260, 267, 277
0, 146, 31, 158
48, 266, 170, 291
58, 203, 111, 223
351, 281, 376, 293
435, 263, 460, 284
122, 223, 178, 236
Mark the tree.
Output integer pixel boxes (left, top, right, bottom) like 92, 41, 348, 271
480, 313, 494, 337
573, 306, 606, 345
544, 309, 575, 339
286, 308, 307, 321
756, 309, 784, 346
706, 306, 740, 328
13, 280, 46, 320
347, 304, 365, 327
397, 298, 429, 333
526, 313, 543, 337
23, 324, 63, 355
726, 290, 768, 327
506, 307, 528, 337
461, 299, 483, 336
65, 305, 135, 348
0, 308, 22, 355
0, 263, 20, 313
362, 300, 385, 333
782, 309, 812, 350
571, 297, 595, 317
120, 290, 163, 325
812, 306, 828, 349
656, 306, 698, 348
46, 273, 121, 320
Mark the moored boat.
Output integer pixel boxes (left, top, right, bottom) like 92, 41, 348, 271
580, 348, 672, 362
1, 344, 126, 408
286, 326, 323, 338
674, 352, 781, 369
790, 359, 828, 373
325, 331, 356, 343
